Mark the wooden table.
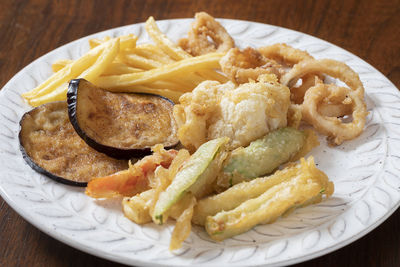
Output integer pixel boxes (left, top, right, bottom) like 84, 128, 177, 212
1, 0, 399, 266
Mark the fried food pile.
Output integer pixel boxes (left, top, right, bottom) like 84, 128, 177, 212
21, 11, 370, 251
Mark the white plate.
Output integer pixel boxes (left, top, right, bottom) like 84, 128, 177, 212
1, 18, 399, 267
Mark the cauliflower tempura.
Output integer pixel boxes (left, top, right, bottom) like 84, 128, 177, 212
173, 75, 290, 151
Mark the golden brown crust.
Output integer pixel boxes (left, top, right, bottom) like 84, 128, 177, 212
20, 102, 128, 183
179, 12, 235, 56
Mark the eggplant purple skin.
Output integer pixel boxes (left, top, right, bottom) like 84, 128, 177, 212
18, 106, 87, 187
67, 78, 179, 160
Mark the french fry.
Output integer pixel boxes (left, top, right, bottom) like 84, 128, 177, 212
80, 39, 120, 82
145, 16, 228, 83
197, 69, 229, 83
101, 62, 142, 76
134, 44, 174, 64
53, 60, 142, 76
119, 50, 163, 69
205, 157, 334, 241
145, 16, 190, 61
113, 85, 183, 103
145, 80, 189, 92
96, 52, 224, 90
89, 36, 111, 49
120, 51, 201, 90
89, 34, 137, 50
22, 46, 103, 100
52, 59, 73, 73
27, 38, 120, 106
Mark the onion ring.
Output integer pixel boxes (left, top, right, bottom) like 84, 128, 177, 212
220, 47, 284, 84
301, 83, 367, 145
179, 12, 235, 56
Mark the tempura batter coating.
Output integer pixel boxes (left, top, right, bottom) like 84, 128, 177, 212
173, 75, 290, 151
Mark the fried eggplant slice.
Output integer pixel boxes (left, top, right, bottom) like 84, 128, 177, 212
67, 79, 179, 159
19, 101, 128, 186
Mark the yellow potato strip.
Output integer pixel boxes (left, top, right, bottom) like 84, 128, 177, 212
52, 59, 73, 73
145, 16, 191, 61
134, 44, 175, 64
54, 59, 141, 76
145, 17, 228, 83
120, 51, 163, 69
101, 62, 143, 76
79, 38, 120, 82
196, 69, 229, 83
112, 85, 183, 103
89, 36, 111, 49
22, 47, 103, 99
89, 34, 137, 50
28, 39, 120, 106
144, 80, 188, 92
96, 52, 224, 89
23, 37, 127, 100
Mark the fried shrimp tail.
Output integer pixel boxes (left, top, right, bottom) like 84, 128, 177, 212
85, 146, 178, 198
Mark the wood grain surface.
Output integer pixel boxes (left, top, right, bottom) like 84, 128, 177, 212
1, 0, 399, 266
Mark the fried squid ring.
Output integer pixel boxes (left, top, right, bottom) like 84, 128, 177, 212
179, 12, 235, 56
259, 44, 321, 104
258, 43, 313, 66
281, 59, 365, 96
301, 83, 367, 145
220, 47, 284, 84
290, 73, 322, 104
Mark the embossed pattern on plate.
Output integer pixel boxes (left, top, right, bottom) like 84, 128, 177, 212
0, 19, 399, 267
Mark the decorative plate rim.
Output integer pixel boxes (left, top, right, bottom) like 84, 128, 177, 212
0, 18, 399, 267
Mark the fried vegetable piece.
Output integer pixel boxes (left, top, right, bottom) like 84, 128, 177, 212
67, 79, 179, 159
290, 129, 320, 162
169, 193, 197, 251
152, 137, 229, 225
223, 127, 306, 183
193, 156, 325, 226
122, 189, 155, 224
147, 149, 191, 219
205, 157, 334, 241
19, 101, 128, 186
85, 145, 177, 198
